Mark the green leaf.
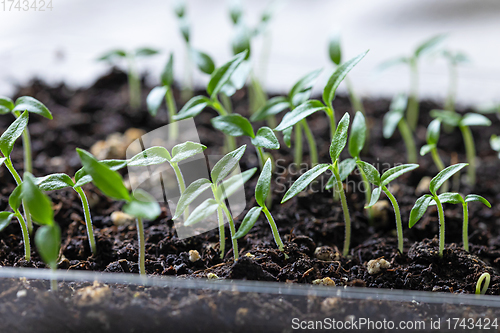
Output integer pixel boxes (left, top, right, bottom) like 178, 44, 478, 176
356, 160, 381, 186
0, 212, 14, 232
490, 135, 500, 152
409, 194, 434, 228
15, 96, 52, 119
9, 184, 23, 211
191, 49, 215, 74
378, 57, 409, 72
35, 224, 61, 267
430, 109, 461, 127
232, 23, 251, 57
465, 194, 491, 208
251, 127, 279, 149
282, 127, 292, 148
328, 33, 342, 65
415, 34, 447, 58
211, 114, 255, 138
22, 173, 54, 226
135, 48, 160, 57
173, 179, 212, 219
288, 69, 322, 107
426, 119, 441, 145
383, 93, 407, 138
211, 145, 247, 185
161, 53, 174, 86
429, 163, 468, 196
275, 100, 326, 131
0, 96, 14, 114
365, 186, 382, 208
322, 50, 368, 107
250, 96, 290, 122
218, 167, 257, 201
123, 189, 161, 220
73, 159, 128, 188
179, 18, 190, 42
184, 199, 219, 226
420, 144, 435, 156
0, 110, 28, 158
329, 112, 350, 162
76, 149, 130, 201
325, 158, 356, 190
229, 0, 243, 24
173, 0, 185, 17
128, 146, 171, 167
381, 164, 419, 186
348, 111, 366, 158
98, 49, 127, 61
171, 141, 206, 163
220, 61, 251, 97
233, 207, 263, 240
146, 86, 168, 117
207, 51, 247, 98
35, 173, 75, 191
460, 113, 492, 127
173, 95, 212, 120
429, 192, 463, 205
281, 164, 330, 203
255, 159, 272, 207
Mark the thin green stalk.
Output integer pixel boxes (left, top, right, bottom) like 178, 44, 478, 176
212, 99, 236, 152
398, 120, 417, 163
75, 187, 96, 254
14, 211, 30, 261
345, 77, 366, 115
445, 63, 457, 113
262, 206, 284, 251
221, 202, 238, 260
407, 57, 419, 131
435, 196, 445, 256
333, 163, 351, 257
172, 162, 189, 221
127, 56, 141, 110
459, 125, 476, 186
358, 165, 373, 222
181, 45, 194, 102
4, 158, 32, 233
300, 119, 318, 166
220, 93, 233, 114
136, 217, 146, 275
256, 146, 266, 170
217, 207, 225, 259
294, 122, 303, 167
462, 202, 469, 252
430, 147, 448, 192
50, 266, 58, 291
326, 107, 336, 141
382, 187, 403, 253
249, 75, 268, 114
165, 88, 178, 141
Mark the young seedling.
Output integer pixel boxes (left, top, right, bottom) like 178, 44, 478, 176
476, 272, 491, 295
173, 51, 248, 152
173, 145, 257, 260
328, 33, 365, 115
233, 159, 285, 252
211, 113, 279, 169
429, 192, 491, 252
409, 163, 468, 256
431, 110, 492, 186
77, 149, 161, 276
420, 119, 448, 192
380, 34, 446, 130
356, 161, 419, 253
442, 50, 469, 113
383, 93, 417, 163
98, 47, 160, 109
281, 113, 352, 256
491, 135, 500, 158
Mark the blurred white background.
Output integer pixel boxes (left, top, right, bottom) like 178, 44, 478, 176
1, 0, 499, 106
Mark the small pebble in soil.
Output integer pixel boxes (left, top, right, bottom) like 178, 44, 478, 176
366, 258, 391, 275
111, 211, 135, 226
416, 176, 431, 195
16, 290, 27, 298
188, 250, 201, 262
314, 246, 340, 261
207, 273, 219, 279
312, 277, 336, 286
244, 252, 256, 259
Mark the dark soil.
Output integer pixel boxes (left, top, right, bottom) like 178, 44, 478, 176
0, 69, 499, 332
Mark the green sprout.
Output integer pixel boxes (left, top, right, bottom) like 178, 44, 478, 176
173, 51, 248, 152
233, 159, 285, 252
281, 113, 352, 256
98, 47, 160, 109
491, 135, 500, 158
173, 145, 257, 260
380, 34, 446, 130
77, 149, 161, 276
211, 113, 279, 169
442, 50, 469, 113
409, 163, 468, 256
420, 119, 448, 192
357, 161, 419, 253
431, 110, 492, 186
476, 272, 491, 295
383, 93, 417, 163
328, 32, 365, 116
429, 192, 490, 252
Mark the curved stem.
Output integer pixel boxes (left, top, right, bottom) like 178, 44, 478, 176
136, 217, 146, 275
75, 187, 96, 254
398, 120, 417, 164
382, 187, 403, 253
14, 210, 30, 261
262, 206, 284, 251
407, 58, 419, 131
460, 125, 476, 186
431, 147, 448, 192
217, 207, 225, 259
358, 165, 373, 222
4, 157, 32, 233
293, 122, 303, 167
434, 196, 445, 257
165, 87, 178, 141
301, 119, 318, 166
462, 203, 469, 252
221, 202, 238, 260
172, 162, 189, 221
256, 146, 266, 170
220, 93, 233, 114
333, 163, 351, 257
